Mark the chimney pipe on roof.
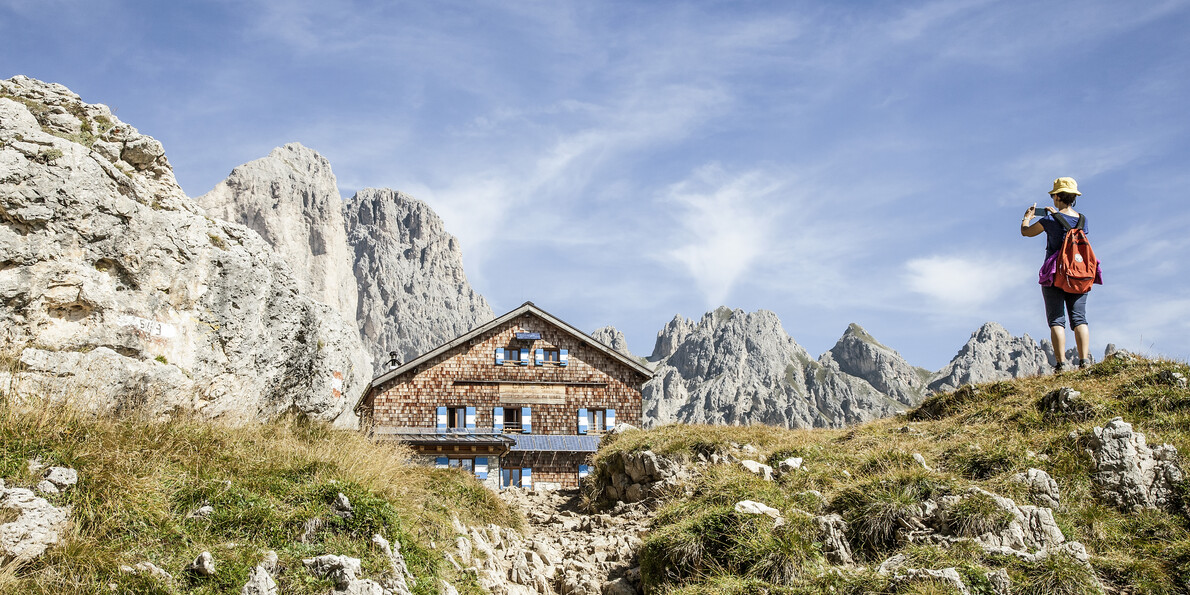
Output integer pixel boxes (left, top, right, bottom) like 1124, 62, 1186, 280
386, 351, 402, 370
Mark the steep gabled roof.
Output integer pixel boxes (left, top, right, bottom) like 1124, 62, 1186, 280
355, 302, 654, 414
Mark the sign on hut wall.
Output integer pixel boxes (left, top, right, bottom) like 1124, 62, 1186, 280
498, 383, 566, 404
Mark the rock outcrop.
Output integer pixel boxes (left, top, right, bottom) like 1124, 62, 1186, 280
1086, 417, 1182, 511
197, 143, 359, 326
343, 188, 493, 374
0, 76, 367, 424
641, 308, 905, 429
0, 478, 70, 563
928, 322, 1051, 393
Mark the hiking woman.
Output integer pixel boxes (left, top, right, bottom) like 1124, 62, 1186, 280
1020, 177, 1091, 372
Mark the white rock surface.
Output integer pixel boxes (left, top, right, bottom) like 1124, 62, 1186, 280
343, 188, 492, 374
0, 76, 367, 425
734, 500, 781, 519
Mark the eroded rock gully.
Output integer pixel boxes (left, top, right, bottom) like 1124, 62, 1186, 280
448, 488, 649, 595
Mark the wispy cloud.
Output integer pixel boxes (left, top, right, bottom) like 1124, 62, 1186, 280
905, 255, 1029, 307
663, 165, 785, 307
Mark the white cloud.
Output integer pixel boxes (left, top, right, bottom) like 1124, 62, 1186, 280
905, 255, 1029, 307
663, 165, 784, 308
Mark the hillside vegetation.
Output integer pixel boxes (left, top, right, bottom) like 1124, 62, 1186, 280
593, 354, 1190, 594
0, 389, 519, 594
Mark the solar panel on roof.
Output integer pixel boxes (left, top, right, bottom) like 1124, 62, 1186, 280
509, 435, 602, 452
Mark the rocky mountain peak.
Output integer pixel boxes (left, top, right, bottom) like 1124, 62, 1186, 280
826, 323, 931, 407
649, 314, 696, 362
591, 326, 632, 357
197, 142, 358, 325
642, 308, 903, 429
344, 187, 493, 372
928, 321, 1051, 393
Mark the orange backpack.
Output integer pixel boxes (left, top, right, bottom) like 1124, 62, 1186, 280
1053, 214, 1097, 294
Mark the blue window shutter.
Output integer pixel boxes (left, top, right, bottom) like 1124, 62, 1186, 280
579, 464, 589, 478
476, 457, 489, 480
577, 408, 588, 434
522, 406, 532, 434
534, 348, 544, 366
606, 408, 615, 428
519, 348, 529, 366
435, 457, 448, 469
501, 468, 510, 488
465, 406, 476, 429
495, 348, 505, 366
493, 407, 504, 431
522, 468, 532, 489
560, 349, 568, 366
436, 406, 447, 432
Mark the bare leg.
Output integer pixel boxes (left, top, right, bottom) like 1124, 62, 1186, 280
1050, 325, 1066, 363
1073, 324, 1090, 363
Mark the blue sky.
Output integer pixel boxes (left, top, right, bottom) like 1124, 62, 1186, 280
5, 0, 1189, 370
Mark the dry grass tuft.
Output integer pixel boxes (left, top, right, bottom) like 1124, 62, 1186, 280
0, 396, 513, 595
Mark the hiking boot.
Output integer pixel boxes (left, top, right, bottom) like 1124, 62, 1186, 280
1054, 361, 1068, 374
1079, 356, 1094, 370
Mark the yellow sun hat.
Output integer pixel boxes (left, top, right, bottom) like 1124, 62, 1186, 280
1048, 177, 1081, 196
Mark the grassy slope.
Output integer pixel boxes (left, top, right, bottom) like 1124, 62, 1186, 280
0, 400, 520, 594
594, 355, 1190, 594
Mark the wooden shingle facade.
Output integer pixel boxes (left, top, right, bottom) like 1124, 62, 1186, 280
355, 302, 653, 490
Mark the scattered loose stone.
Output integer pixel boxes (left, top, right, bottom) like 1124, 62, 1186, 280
776, 457, 803, 475
186, 551, 216, 576
187, 505, 215, 519
738, 459, 774, 481
333, 492, 354, 519
912, 453, 931, 471
44, 467, 77, 490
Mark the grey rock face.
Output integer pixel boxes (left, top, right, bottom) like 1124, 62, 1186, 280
929, 322, 1052, 393
591, 325, 633, 357
642, 308, 903, 429
1087, 417, 1182, 511
197, 143, 359, 325
0, 76, 368, 425
343, 188, 492, 374
829, 323, 931, 406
